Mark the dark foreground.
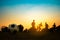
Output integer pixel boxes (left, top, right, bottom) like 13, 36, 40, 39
0, 32, 60, 40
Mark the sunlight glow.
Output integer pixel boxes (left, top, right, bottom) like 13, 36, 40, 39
0, 5, 60, 30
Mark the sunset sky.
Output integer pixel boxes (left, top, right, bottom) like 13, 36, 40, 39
0, 0, 60, 29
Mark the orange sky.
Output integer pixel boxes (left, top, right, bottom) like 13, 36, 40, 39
0, 14, 60, 29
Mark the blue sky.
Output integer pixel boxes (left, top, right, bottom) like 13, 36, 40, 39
0, 0, 60, 6
0, 0, 60, 14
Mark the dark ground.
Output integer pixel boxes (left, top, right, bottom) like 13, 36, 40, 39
0, 32, 60, 40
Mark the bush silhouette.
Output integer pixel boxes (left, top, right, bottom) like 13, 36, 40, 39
8, 24, 18, 32
56, 25, 60, 32
24, 29, 28, 32
18, 24, 24, 32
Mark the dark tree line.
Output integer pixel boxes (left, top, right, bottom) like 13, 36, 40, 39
0, 23, 60, 33
1, 24, 24, 33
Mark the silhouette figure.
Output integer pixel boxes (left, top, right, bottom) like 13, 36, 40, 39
53, 23, 56, 28
29, 20, 36, 32
18, 24, 24, 32
45, 22, 49, 30
49, 23, 56, 32
52, 23, 56, 32
37, 22, 42, 31
31, 20, 35, 28
42, 22, 49, 32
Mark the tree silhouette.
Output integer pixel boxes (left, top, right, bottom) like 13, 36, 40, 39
1, 26, 9, 32
18, 24, 24, 32
13, 29, 17, 34
10, 24, 16, 28
9, 24, 18, 32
